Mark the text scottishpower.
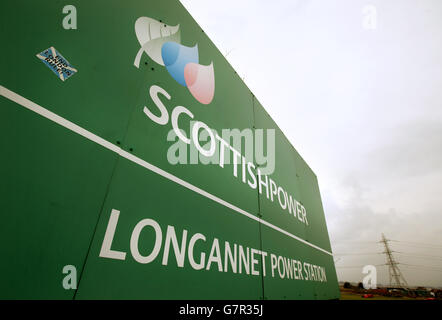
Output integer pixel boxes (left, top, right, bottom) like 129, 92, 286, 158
144, 84, 309, 226
99, 209, 327, 282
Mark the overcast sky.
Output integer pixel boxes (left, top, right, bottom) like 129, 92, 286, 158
180, 0, 442, 287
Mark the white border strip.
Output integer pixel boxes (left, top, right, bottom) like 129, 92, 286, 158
0, 85, 332, 256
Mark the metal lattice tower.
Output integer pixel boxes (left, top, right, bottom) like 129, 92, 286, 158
380, 233, 409, 288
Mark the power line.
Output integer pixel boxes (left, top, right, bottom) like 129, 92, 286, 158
336, 264, 385, 269
332, 248, 442, 260
335, 262, 442, 272
332, 241, 379, 245
389, 240, 442, 249
389, 241, 442, 250
401, 263, 442, 269
395, 252, 442, 261
333, 236, 442, 282
333, 239, 442, 249
333, 252, 383, 256
399, 263, 442, 273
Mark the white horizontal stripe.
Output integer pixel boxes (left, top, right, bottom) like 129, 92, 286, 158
0, 85, 332, 256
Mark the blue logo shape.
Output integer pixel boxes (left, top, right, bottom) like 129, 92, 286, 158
161, 42, 199, 87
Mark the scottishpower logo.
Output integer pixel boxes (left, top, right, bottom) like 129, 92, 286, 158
133, 17, 215, 105
130, 17, 308, 230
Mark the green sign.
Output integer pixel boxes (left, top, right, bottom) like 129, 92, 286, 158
0, 0, 339, 299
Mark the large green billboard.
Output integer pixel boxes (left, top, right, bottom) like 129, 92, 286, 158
0, 0, 339, 299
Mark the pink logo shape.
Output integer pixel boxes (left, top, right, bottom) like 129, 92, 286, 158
184, 62, 215, 105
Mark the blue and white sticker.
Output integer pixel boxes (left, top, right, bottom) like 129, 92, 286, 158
36, 47, 77, 81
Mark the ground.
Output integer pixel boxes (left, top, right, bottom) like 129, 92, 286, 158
339, 288, 430, 300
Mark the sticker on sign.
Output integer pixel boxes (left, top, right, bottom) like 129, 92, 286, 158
36, 46, 77, 81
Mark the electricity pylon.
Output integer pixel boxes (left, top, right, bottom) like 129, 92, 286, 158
381, 233, 409, 288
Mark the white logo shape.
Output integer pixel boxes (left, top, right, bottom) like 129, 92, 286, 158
134, 17, 180, 68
